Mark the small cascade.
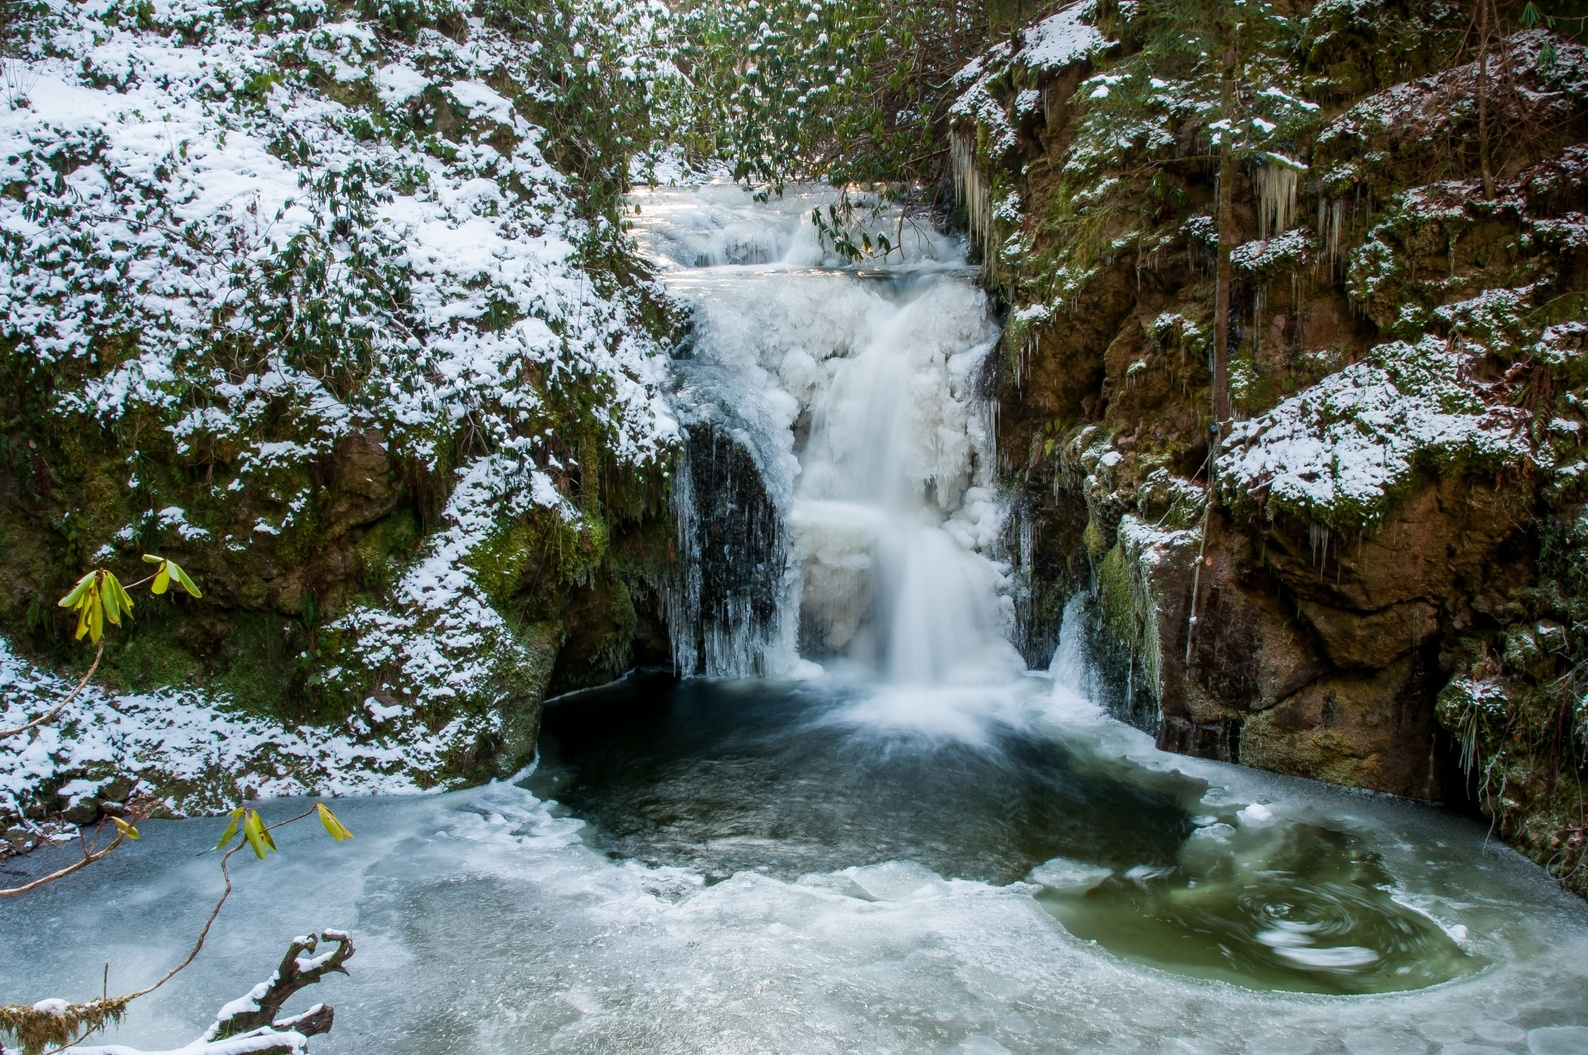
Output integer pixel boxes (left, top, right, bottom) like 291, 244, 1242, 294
1050, 592, 1098, 702
632, 184, 1019, 686
792, 274, 1016, 684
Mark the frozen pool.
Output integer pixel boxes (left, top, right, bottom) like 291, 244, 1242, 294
4, 672, 1588, 1055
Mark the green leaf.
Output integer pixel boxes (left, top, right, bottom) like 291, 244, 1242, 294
317, 803, 353, 842
88, 596, 104, 643
58, 571, 97, 608
114, 575, 135, 614
102, 572, 130, 626
243, 809, 270, 859
142, 553, 164, 564
216, 807, 244, 850
169, 561, 202, 599
152, 567, 170, 595
101, 577, 120, 624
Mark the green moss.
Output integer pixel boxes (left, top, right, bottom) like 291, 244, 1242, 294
1095, 531, 1165, 703
1081, 516, 1109, 562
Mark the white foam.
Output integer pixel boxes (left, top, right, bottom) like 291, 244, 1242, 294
1273, 945, 1381, 968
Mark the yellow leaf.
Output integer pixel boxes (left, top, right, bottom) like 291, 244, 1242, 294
112, 817, 139, 840
169, 561, 202, 599
152, 568, 170, 595
243, 810, 269, 860
316, 803, 352, 842
112, 574, 134, 614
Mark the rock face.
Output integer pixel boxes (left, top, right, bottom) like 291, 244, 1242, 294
954, 1, 1588, 894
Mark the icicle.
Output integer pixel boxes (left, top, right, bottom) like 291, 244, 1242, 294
664, 425, 788, 680
952, 129, 992, 253
1309, 522, 1330, 570
1328, 198, 1344, 271
1255, 162, 1300, 241
666, 442, 701, 676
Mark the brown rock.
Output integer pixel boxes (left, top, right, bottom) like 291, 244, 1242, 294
1256, 475, 1527, 614
1298, 598, 1438, 670
1151, 513, 1329, 725
325, 429, 400, 535
1240, 657, 1447, 799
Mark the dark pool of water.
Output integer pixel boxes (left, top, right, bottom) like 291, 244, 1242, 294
529, 674, 1483, 994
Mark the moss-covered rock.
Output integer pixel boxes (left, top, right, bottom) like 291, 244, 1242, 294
0, 0, 683, 821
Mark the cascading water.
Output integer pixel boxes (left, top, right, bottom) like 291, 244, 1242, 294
634, 185, 1018, 685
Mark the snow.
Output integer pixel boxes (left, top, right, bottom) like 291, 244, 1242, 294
1221, 337, 1529, 526
325, 451, 573, 703
375, 61, 430, 106
0, 637, 468, 822
1020, 2, 1106, 71
1230, 228, 1313, 275
1237, 802, 1274, 825
949, 2, 1113, 157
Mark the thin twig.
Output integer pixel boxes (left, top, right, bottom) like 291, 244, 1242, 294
0, 825, 125, 899
0, 638, 103, 741
126, 806, 318, 1001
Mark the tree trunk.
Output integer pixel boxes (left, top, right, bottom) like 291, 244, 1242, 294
1212, 47, 1237, 426
1478, 0, 1496, 199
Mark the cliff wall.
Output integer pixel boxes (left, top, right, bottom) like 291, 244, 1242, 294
956, 0, 1588, 895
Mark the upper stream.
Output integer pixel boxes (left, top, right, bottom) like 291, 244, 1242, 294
4, 188, 1588, 1055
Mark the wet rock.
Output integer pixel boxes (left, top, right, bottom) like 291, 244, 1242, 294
1156, 716, 1240, 763
3, 825, 42, 855
1240, 656, 1447, 800
60, 797, 101, 826
99, 775, 137, 804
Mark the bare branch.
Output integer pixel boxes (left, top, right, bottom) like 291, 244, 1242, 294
0, 827, 126, 899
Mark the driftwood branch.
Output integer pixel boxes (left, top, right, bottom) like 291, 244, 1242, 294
8, 932, 356, 1055
207, 931, 353, 1042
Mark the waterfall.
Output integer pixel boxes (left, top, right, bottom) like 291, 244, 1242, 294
632, 184, 1021, 685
